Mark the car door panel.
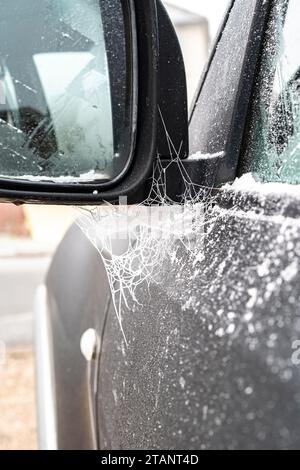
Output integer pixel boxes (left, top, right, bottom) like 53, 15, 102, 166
98, 189, 300, 450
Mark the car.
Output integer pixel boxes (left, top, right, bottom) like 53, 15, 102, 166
1, 0, 300, 451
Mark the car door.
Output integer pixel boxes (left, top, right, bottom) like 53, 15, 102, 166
97, 0, 300, 450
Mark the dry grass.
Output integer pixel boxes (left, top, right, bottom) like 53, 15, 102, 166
0, 348, 37, 450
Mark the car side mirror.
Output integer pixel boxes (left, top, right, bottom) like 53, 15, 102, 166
0, 0, 188, 205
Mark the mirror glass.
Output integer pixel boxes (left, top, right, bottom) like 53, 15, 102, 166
0, 0, 136, 184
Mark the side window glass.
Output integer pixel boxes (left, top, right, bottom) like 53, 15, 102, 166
244, 0, 300, 184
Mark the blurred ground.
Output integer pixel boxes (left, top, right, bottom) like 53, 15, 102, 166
0, 206, 76, 450
0, 253, 51, 345
0, 348, 37, 450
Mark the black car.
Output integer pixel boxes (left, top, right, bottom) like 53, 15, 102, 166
1, 0, 300, 450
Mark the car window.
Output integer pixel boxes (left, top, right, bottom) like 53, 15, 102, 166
243, 0, 300, 184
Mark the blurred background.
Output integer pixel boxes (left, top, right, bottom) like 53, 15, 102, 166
0, 0, 229, 450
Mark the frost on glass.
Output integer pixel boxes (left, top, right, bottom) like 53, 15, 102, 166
0, 0, 117, 182
190, 0, 257, 156
246, 0, 300, 184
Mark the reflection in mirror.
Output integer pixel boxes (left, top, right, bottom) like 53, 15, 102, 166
0, 0, 135, 183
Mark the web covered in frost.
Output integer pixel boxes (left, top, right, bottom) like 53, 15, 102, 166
76, 116, 224, 344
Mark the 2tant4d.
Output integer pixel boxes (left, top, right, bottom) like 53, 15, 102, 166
100, 454, 199, 466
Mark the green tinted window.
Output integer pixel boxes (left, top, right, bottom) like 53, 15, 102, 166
244, 0, 300, 184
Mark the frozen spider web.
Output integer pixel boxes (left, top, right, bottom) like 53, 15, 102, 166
76, 115, 228, 345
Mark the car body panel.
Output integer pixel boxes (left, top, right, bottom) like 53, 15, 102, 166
97, 188, 300, 450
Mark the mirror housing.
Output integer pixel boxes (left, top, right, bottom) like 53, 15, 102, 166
0, 0, 188, 205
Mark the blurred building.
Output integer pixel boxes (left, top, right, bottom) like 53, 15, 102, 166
0, 203, 29, 237
164, 2, 209, 104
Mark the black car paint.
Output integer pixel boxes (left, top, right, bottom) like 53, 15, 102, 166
98, 189, 300, 450
45, 0, 300, 449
